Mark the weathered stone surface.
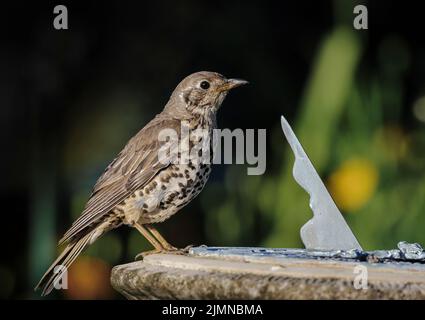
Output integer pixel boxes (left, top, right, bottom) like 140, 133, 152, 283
111, 247, 425, 300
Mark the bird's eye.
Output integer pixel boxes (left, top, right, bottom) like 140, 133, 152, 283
200, 81, 210, 90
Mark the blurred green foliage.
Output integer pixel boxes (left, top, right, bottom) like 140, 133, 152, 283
44, 9, 425, 299
2, 0, 423, 300
200, 23, 425, 251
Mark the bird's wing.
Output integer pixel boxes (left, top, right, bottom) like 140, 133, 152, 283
59, 115, 182, 245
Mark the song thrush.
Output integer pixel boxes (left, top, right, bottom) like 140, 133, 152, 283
35, 71, 247, 295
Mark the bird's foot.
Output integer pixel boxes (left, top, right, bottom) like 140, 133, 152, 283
160, 244, 194, 255
181, 244, 195, 253
134, 245, 194, 260
135, 249, 163, 260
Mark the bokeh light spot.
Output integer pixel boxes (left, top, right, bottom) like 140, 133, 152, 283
65, 256, 115, 300
328, 158, 379, 212
413, 96, 425, 123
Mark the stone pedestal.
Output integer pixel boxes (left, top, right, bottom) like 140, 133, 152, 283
111, 247, 425, 299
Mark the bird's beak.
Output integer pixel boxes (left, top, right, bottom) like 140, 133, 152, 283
219, 78, 249, 92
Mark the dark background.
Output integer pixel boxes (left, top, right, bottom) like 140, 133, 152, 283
1, 0, 425, 299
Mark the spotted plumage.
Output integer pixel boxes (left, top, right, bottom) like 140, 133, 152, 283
35, 71, 247, 296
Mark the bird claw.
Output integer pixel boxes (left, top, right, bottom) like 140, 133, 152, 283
161, 244, 194, 255
134, 244, 194, 260
135, 249, 162, 260
181, 244, 194, 253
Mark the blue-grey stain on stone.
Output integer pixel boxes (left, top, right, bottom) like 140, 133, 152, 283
189, 241, 425, 264
398, 241, 425, 260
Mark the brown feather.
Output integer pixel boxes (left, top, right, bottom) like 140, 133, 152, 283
35, 231, 94, 296
59, 115, 183, 245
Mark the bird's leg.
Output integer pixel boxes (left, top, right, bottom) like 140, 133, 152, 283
133, 222, 163, 250
145, 225, 177, 251
133, 222, 164, 260
146, 225, 193, 254
133, 223, 190, 259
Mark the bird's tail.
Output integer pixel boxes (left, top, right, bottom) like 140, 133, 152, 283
34, 230, 95, 296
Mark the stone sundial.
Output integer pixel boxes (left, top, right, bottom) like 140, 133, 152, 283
111, 116, 425, 299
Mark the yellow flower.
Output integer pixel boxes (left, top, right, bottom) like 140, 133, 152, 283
327, 158, 378, 212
